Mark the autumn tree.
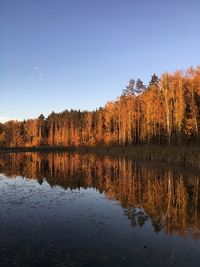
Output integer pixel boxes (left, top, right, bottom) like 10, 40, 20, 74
1, 66, 200, 147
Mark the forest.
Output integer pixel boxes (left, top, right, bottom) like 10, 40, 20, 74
0, 66, 200, 148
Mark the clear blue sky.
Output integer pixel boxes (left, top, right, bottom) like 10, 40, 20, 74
0, 0, 200, 121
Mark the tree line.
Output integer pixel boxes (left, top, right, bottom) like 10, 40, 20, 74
0, 66, 200, 147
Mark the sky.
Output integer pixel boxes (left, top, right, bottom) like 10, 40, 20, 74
0, 0, 200, 121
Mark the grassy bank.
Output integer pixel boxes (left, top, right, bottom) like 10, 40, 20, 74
0, 145, 200, 168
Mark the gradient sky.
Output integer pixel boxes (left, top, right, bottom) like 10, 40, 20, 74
0, 0, 200, 121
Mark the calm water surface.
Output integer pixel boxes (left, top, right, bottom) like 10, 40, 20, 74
0, 152, 200, 266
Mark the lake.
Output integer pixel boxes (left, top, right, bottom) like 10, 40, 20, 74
0, 152, 200, 266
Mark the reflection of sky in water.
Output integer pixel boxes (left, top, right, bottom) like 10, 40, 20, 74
1, 173, 200, 267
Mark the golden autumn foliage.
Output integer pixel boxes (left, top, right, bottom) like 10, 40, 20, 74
1, 66, 200, 147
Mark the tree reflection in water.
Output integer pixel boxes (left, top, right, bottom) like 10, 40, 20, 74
1, 152, 200, 240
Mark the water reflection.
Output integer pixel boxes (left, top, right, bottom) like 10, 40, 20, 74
1, 152, 200, 240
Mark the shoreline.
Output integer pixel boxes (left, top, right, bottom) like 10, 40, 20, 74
0, 145, 200, 168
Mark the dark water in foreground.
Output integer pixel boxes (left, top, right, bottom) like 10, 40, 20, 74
0, 153, 200, 266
